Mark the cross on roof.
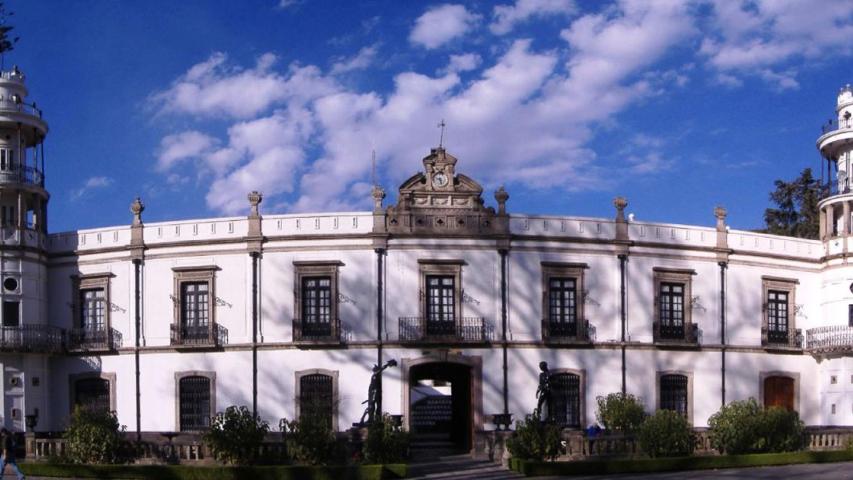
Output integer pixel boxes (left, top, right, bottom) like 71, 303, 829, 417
437, 119, 446, 148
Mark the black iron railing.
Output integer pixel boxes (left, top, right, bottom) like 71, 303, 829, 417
653, 321, 699, 344
170, 323, 228, 347
761, 327, 803, 349
68, 327, 122, 352
806, 325, 853, 353
398, 316, 493, 343
0, 325, 64, 353
292, 318, 343, 343
543, 319, 595, 343
0, 166, 44, 187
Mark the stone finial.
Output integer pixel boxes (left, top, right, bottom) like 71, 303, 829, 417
130, 197, 144, 226
714, 205, 727, 230
494, 186, 509, 215
371, 185, 386, 213
613, 196, 628, 223
248, 191, 263, 217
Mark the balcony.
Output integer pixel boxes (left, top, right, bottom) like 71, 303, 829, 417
398, 316, 493, 344
542, 319, 595, 344
170, 323, 228, 349
67, 327, 122, 352
805, 326, 853, 355
292, 318, 347, 345
0, 325, 64, 354
653, 322, 699, 346
761, 327, 803, 350
0, 166, 44, 187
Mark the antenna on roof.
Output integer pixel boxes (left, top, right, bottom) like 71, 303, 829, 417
371, 149, 377, 186
437, 119, 446, 148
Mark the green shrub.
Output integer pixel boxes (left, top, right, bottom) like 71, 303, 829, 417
506, 415, 562, 461
708, 398, 804, 454
758, 406, 804, 453
638, 410, 695, 458
63, 406, 129, 464
283, 410, 340, 465
363, 414, 409, 464
596, 392, 646, 433
204, 405, 270, 465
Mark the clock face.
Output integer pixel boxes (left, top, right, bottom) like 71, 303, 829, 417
433, 173, 449, 187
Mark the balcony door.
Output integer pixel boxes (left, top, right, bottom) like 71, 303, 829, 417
426, 275, 455, 336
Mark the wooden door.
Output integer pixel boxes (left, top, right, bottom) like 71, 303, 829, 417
764, 376, 795, 411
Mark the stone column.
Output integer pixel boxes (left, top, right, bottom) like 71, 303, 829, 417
820, 205, 826, 241
827, 203, 836, 237
843, 201, 851, 235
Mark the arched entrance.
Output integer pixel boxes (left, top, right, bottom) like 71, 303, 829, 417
402, 354, 482, 453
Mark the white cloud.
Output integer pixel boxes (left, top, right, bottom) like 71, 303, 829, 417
445, 53, 482, 73
409, 4, 481, 49
330, 45, 378, 75
701, 0, 853, 87
156, 131, 218, 171
491, 0, 576, 34
150, 1, 705, 215
277, 0, 302, 9
71, 176, 113, 200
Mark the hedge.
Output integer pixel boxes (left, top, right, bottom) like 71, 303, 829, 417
509, 450, 853, 477
19, 463, 408, 480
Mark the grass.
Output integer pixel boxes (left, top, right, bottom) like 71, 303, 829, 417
20, 463, 408, 480
509, 450, 853, 476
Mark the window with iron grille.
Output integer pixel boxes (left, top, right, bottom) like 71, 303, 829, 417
302, 276, 331, 337
659, 282, 685, 338
299, 373, 333, 429
80, 288, 105, 330
660, 374, 688, 417
181, 282, 209, 328
767, 290, 789, 341
179, 375, 211, 431
74, 377, 110, 413
548, 278, 577, 336
550, 373, 581, 428
426, 275, 455, 334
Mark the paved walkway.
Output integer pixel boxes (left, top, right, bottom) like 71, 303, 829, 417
540, 460, 853, 479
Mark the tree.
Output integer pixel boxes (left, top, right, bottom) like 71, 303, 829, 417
763, 168, 826, 239
0, 2, 18, 62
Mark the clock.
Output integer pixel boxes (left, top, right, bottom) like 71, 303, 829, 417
433, 173, 449, 187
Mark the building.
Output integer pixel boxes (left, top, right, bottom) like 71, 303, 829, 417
0, 67, 849, 454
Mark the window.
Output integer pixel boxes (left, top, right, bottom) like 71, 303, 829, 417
541, 262, 588, 340
831, 375, 838, 385
832, 404, 837, 415
69, 373, 115, 414
74, 378, 110, 413
296, 369, 338, 431
0, 149, 14, 171
302, 277, 331, 336
760, 372, 799, 412
176, 372, 215, 432
0, 206, 13, 226
659, 283, 685, 338
658, 372, 691, 422
293, 261, 343, 341
172, 266, 219, 345
653, 268, 695, 342
418, 260, 464, 336
849, 304, 853, 327
80, 289, 105, 330
426, 275, 455, 334
2, 301, 18, 327
550, 371, 583, 428
762, 276, 797, 346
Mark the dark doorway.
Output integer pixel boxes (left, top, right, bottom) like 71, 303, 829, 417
764, 376, 795, 411
409, 362, 472, 452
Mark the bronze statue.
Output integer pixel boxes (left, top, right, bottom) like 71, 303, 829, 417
359, 359, 398, 425
534, 361, 551, 423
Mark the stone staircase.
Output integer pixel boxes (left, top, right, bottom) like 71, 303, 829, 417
407, 453, 524, 480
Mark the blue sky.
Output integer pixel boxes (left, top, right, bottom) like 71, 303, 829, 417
6, 0, 853, 232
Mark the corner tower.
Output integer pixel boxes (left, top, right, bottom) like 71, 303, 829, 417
0, 66, 52, 433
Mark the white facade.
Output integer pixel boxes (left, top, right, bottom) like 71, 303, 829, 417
0, 70, 850, 452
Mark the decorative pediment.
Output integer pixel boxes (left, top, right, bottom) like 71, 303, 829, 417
378, 147, 509, 237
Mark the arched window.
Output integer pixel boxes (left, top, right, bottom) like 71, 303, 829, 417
299, 373, 334, 429
550, 373, 581, 428
74, 377, 110, 413
179, 375, 211, 431
659, 374, 688, 417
